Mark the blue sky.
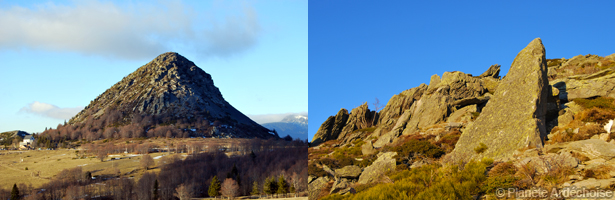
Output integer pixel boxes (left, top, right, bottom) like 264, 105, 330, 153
0, 0, 307, 134
308, 1, 615, 140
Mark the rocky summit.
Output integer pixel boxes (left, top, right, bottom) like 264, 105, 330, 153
449, 38, 549, 161
69, 52, 274, 139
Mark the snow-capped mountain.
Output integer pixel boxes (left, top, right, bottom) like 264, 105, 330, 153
262, 114, 308, 140
281, 115, 308, 126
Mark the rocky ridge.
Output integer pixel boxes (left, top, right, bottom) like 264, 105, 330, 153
309, 38, 615, 199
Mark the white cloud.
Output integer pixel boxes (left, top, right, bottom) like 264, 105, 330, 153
0, 0, 261, 59
248, 112, 308, 124
19, 101, 83, 120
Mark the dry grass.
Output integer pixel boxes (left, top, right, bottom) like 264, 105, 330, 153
585, 164, 614, 179
0, 150, 170, 190
0, 137, 252, 190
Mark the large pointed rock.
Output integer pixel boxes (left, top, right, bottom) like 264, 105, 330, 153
311, 108, 349, 146
449, 38, 549, 161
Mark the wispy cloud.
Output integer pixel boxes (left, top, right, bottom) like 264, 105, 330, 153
0, 0, 261, 59
19, 101, 83, 120
248, 112, 308, 124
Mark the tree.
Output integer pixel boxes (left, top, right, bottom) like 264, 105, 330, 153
11, 183, 19, 200
263, 177, 278, 198
208, 176, 221, 198
372, 97, 382, 126
140, 154, 155, 170
277, 174, 288, 197
173, 184, 191, 200
221, 178, 239, 200
250, 181, 260, 196
84, 171, 92, 181
153, 179, 159, 200
97, 150, 107, 162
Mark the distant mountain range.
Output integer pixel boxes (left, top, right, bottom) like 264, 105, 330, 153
262, 115, 308, 140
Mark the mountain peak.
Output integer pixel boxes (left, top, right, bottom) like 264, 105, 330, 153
66, 52, 274, 139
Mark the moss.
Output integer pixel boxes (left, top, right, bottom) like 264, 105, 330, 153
474, 143, 488, 154
573, 97, 615, 110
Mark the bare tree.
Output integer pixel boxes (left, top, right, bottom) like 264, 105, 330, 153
173, 184, 192, 200
97, 150, 108, 162
141, 154, 155, 170
372, 97, 382, 126
221, 178, 239, 200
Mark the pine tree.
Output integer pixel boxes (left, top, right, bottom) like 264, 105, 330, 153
277, 174, 288, 197
250, 180, 260, 196
208, 175, 221, 198
11, 183, 20, 200
153, 179, 159, 200
263, 177, 272, 196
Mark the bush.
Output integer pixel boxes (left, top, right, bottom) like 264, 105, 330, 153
392, 139, 445, 163
25, 167, 28, 170
488, 162, 517, 177
482, 175, 519, 194
308, 163, 328, 177
576, 107, 615, 124
585, 164, 614, 179
474, 143, 488, 154
436, 130, 461, 152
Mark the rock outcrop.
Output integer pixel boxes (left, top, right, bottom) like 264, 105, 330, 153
357, 152, 397, 184
311, 109, 349, 146
449, 38, 549, 161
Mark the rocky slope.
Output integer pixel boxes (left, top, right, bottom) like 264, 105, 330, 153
67, 52, 274, 139
309, 38, 615, 199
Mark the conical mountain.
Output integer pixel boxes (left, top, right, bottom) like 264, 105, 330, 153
68, 52, 274, 139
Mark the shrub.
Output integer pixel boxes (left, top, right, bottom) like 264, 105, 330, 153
474, 143, 488, 154
392, 139, 445, 163
25, 167, 28, 170
576, 107, 615, 124
488, 162, 517, 177
471, 112, 480, 120
482, 175, 519, 194
436, 130, 461, 152
573, 123, 604, 141
585, 164, 614, 179
308, 163, 328, 177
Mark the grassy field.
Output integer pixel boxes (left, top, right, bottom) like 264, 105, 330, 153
0, 149, 172, 190
0, 137, 274, 190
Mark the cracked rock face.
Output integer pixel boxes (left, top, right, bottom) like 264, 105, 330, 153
449, 38, 549, 162
69, 52, 273, 139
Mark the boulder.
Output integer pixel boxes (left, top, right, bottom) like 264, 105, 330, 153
311, 108, 349, 145
557, 101, 583, 127
572, 178, 615, 189
449, 38, 549, 161
358, 152, 397, 184
447, 105, 477, 123
335, 165, 362, 179
428, 74, 441, 90
478, 64, 501, 78
551, 67, 615, 101
362, 140, 377, 155
308, 176, 330, 200
330, 178, 350, 194
562, 139, 615, 160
